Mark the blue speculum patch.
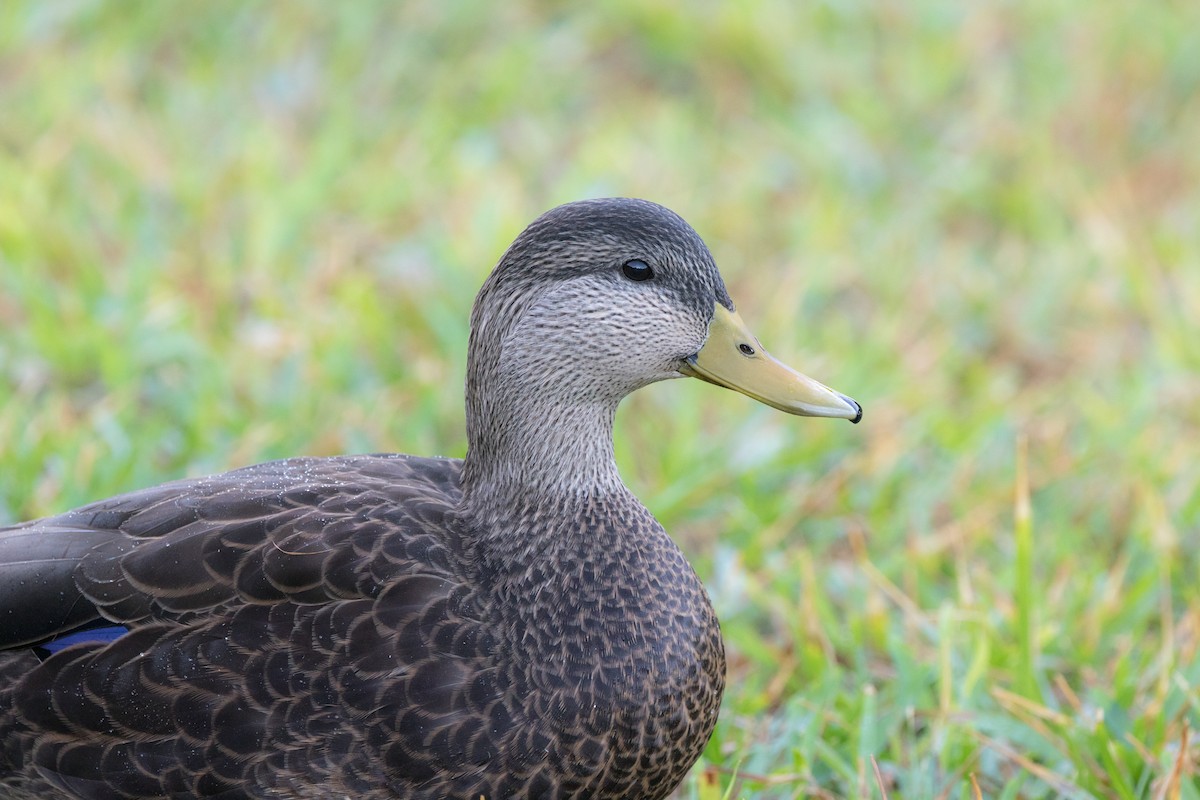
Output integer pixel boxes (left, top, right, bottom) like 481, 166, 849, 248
38, 625, 129, 655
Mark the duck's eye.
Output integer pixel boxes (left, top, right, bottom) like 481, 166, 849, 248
621, 259, 655, 282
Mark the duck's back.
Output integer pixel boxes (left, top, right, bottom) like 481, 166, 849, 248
0, 454, 724, 799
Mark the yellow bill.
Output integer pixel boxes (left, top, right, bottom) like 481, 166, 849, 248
680, 304, 862, 423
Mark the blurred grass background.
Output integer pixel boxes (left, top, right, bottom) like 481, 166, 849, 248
1, 2, 1198, 797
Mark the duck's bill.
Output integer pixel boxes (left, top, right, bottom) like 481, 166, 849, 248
679, 304, 862, 423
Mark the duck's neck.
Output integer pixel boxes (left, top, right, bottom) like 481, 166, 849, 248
461, 386, 625, 508
457, 274, 638, 510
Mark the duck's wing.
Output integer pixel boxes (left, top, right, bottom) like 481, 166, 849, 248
0, 454, 526, 798
0, 453, 464, 650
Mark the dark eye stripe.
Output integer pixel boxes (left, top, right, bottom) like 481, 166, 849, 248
621, 259, 654, 282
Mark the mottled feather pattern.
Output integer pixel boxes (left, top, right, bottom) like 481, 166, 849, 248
0, 455, 722, 799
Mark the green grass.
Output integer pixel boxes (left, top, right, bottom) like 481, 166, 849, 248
2, 2, 1198, 797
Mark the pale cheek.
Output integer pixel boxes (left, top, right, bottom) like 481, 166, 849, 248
508, 284, 707, 387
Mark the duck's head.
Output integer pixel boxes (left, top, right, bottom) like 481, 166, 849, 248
462, 198, 860, 496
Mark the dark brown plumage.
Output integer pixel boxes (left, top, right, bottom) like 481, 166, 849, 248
0, 198, 859, 799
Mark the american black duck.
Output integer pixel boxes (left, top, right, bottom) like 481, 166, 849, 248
0, 198, 860, 799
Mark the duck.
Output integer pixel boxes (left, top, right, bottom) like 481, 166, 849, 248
0, 198, 861, 800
